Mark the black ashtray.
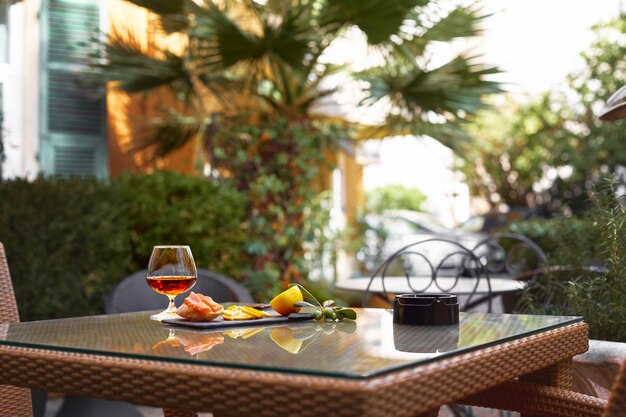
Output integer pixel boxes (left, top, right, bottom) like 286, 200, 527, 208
393, 294, 459, 325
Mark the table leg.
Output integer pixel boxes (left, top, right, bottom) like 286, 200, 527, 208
163, 408, 199, 417
0, 385, 33, 417
520, 358, 572, 389
519, 358, 572, 417
416, 409, 439, 417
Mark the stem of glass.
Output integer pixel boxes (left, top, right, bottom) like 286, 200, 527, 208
166, 295, 177, 314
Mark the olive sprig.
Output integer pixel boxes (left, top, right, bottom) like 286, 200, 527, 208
287, 283, 357, 322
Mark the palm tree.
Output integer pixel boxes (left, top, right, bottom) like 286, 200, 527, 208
94, 0, 502, 157
93, 0, 502, 295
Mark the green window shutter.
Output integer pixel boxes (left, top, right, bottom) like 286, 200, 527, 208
39, 0, 108, 179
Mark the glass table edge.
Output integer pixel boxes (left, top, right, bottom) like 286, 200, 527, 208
362, 314, 584, 379
0, 314, 584, 381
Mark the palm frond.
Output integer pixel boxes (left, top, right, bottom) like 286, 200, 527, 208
133, 111, 204, 159
418, 4, 488, 42
385, 3, 489, 62
261, 84, 338, 117
86, 26, 191, 95
124, 0, 186, 15
357, 55, 502, 120
190, 3, 265, 70
258, 56, 341, 116
356, 115, 470, 150
260, 2, 319, 71
158, 14, 191, 34
293, 88, 338, 111
322, 0, 426, 44
99, 0, 504, 159
196, 72, 244, 106
189, 1, 315, 74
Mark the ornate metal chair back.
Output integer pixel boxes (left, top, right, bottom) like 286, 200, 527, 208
468, 233, 547, 312
361, 238, 490, 311
470, 233, 547, 277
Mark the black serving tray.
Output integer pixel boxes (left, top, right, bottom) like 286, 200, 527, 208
162, 314, 312, 330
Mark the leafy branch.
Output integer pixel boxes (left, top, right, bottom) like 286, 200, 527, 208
288, 283, 357, 322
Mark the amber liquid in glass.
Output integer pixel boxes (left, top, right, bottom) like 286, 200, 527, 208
147, 276, 197, 296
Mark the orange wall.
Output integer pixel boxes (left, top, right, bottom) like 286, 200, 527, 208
104, 1, 365, 220
106, 0, 199, 177
338, 151, 364, 225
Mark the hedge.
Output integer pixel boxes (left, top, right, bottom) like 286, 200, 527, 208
0, 172, 247, 321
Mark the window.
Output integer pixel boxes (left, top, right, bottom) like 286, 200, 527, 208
0, 0, 16, 179
39, 0, 108, 178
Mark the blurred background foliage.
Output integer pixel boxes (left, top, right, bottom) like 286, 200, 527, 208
0, 177, 131, 321
511, 180, 625, 342
114, 172, 248, 276
348, 184, 430, 274
209, 116, 342, 297
365, 184, 427, 214
0, 172, 248, 320
454, 11, 626, 341
2, 0, 625, 345
459, 11, 626, 216
0, 170, 348, 320
85, 0, 500, 305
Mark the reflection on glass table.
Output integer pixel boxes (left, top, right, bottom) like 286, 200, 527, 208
0, 309, 581, 379
336, 275, 524, 295
151, 329, 224, 356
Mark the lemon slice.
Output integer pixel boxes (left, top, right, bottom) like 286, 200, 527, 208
223, 305, 267, 319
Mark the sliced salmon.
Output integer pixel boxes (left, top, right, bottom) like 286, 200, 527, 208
176, 292, 223, 321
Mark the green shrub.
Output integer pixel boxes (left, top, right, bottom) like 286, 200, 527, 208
366, 184, 427, 213
509, 216, 602, 267
0, 173, 247, 321
510, 182, 626, 342
115, 172, 247, 278
0, 177, 131, 321
211, 116, 341, 300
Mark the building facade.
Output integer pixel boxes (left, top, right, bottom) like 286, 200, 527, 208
1, 0, 363, 227
2, 0, 108, 179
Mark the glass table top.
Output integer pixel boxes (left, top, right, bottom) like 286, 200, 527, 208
0, 309, 581, 379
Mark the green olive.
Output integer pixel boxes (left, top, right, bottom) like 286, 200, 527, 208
313, 309, 323, 320
323, 307, 334, 317
331, 312, 337, 320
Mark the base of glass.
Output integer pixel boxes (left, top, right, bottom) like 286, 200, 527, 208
150, 309, 182, 321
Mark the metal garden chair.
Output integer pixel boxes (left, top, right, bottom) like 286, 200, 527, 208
467, 232, 547, 312
361, 238, 492, 311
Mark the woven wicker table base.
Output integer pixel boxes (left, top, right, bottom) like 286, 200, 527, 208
0, 322, 588, 417
164, 409, 197, 417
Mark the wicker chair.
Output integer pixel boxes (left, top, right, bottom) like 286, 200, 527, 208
460, 357, 626, 417
105, 268, 254, 314
0, 242, 34, 417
